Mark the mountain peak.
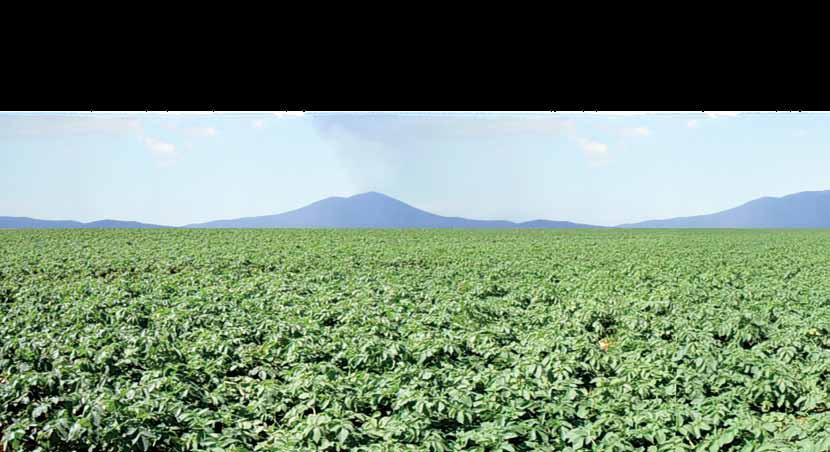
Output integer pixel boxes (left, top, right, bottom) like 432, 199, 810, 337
621, 189, 830, 228
350, 191, 394, 200
185, 192, 600, 229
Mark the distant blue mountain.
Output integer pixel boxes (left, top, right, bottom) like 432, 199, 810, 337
10, 190, 830, 230
619, 190, 830, 228
0, 217, 83, 229
185, 192, 601, 229
0, 217, 168, 229
83, 220, 169, 229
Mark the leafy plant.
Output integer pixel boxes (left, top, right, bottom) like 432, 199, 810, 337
2, 229, 830, 449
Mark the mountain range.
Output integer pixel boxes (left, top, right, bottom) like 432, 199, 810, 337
620, 190, 830, 228
0, 217, 169, 229
184, 192, 598, 229
2, 190, 830, 229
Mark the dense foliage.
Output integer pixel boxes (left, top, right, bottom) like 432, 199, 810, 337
2, 229, 830, 451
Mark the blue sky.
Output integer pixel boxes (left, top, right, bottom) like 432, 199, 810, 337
1, 111, 827, 227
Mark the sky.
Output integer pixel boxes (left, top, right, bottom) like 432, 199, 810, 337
0, 111, 827, 227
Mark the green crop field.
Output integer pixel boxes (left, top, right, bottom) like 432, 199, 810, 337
2, 229, 830, 451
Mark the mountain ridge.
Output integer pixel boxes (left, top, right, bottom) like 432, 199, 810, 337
618, 190, 830, 228
184, 192, 601, 229
0, 216, 169, 229
4, 190, 830, 229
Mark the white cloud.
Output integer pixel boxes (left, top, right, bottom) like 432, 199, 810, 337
143, 137, 176, 155
570, 111, 661, 116
622, 126, 650, 137
704, 111, 740, 118
793, 129, 807, 137
578, 138, 610, 167
313, 114, 576, 145
314, 114, 613, 169
273, 111, 306, 117
687, 119, 699, 128
184, 127, 217, 137
578, 138, 609, 158
158, 122, 216, 138
0, 115, 143, 138
253, 119, 265, 129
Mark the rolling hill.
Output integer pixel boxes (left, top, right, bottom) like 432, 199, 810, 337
0, 217, 169, 229
619, 190, 830, 228
185, 192, 601, 229
7, 190, 830, 229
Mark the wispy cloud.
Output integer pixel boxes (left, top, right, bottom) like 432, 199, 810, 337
314, 113, 629, 169
0, 114, 143, 138
186, 126, 217, 137
144, 137, 176, 155
577, 138, 610, 166
687, 119, 699, 128
313, 114, 575, 144
161, 122, 217, 138
273, 111, 306, 118
578, 138, 608, 155
704, 111, 740, 119
143, 137, 178, 167
310, 114, 581, 189
572, 111, 744, 118
621, 126, 650, 137
252, 119, 265, 129
0, 113, 191, 167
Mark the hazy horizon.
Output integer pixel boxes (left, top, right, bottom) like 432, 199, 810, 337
2, 111, 828, 227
